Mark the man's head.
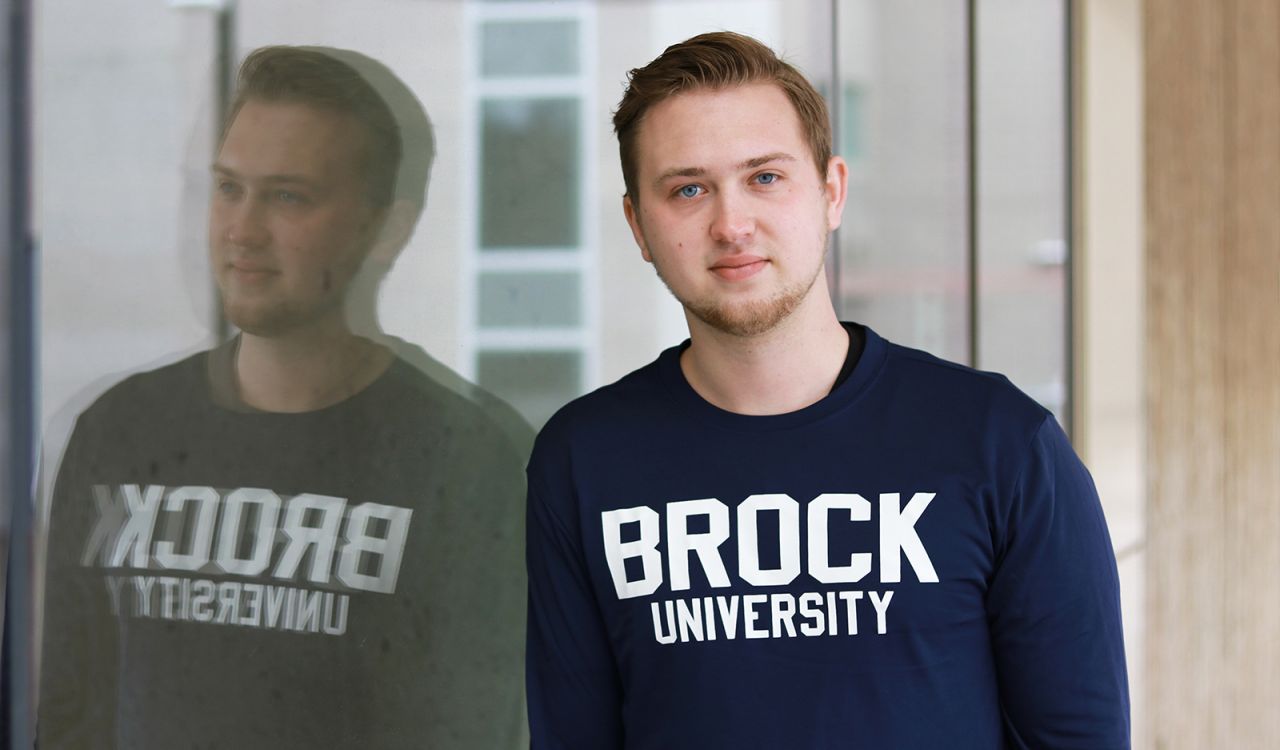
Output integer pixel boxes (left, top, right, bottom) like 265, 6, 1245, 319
614, 33, 846, 338
224, 46, 403, 207
210, 46, 429, 337
613, 31, 832, 205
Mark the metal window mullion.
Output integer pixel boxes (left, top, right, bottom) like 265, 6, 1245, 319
828, 0, 843, 317
213, 4, 236, 341
965, 0, 980, 370
1063, 0, 1076, 439
3, 0, 37, 746
477, 77, 583, 99
478, 249, 584, 272
476, 328, 587, 350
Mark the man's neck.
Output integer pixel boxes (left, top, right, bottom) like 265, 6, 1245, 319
679, 293, 848, 416
234, 317, 393, 413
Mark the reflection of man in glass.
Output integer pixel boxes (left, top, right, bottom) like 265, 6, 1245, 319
210, 54, 398, 405
525, 32, 1129, 748
40, 47, 527, 749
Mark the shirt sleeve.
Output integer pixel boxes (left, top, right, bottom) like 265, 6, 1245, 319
525, 472, 624, 749
38, 420, 120, 749
986, 414, 1130, 749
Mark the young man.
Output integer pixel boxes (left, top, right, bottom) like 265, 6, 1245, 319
526, 32, 1129, 749
39, 47, 528, 749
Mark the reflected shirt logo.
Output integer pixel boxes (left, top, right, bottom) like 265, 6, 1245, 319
79, 484, 415, 637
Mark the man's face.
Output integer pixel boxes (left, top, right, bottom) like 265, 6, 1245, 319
210, 99, 385, 336
623, 83, 846, 338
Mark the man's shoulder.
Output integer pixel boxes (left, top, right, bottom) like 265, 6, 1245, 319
378, 337, 536, 459
522, 345, 680, 478
51, 350, 213, 481
75, 350, 209, 424
368, 352, 532, 463
877, 333, 1053, 437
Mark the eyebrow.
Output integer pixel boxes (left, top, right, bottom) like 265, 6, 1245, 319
652, 152, 797, 188
211, 163, 320, 186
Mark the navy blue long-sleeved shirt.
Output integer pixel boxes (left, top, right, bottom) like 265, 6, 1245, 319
526, 327, 1129, 749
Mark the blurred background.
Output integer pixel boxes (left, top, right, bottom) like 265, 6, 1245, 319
3, 0, 1278, 748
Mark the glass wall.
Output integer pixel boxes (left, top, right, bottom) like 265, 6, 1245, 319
975, 0, 1070, 421
834, 0, 1069, 423
834, 0, 970, 364
33, 0, 1070, 437
11, 0, 1070, 745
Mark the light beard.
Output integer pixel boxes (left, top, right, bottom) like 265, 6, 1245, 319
215, 260, 362, 338
654, 249, 826, 338
219, 287, 348, 339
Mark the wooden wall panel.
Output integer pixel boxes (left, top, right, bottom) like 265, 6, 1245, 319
1146, 0, 1280, 747
1145, 1, 1227, 746
1224, 0, 1280, 743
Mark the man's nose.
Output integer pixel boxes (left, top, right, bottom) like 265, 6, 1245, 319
220, 197, 270, 248
708, 189, 755, 245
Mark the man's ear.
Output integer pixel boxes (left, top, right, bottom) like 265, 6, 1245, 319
366, 198, 418, 265
622, 194, 652, 263
823, 156, 849, 232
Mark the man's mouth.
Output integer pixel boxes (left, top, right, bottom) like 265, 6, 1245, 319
227, 261, 278, 281
710, 255, 768, 281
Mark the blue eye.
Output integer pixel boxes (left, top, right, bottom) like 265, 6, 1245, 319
275, 190, 307, 205
677, 185, 702, 199
755, 172, 779, 185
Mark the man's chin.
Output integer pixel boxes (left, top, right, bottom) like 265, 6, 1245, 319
688, 295, 802, 338
222, 297, 352, 339
658, 259, 823, 340
221, 302, 297, 338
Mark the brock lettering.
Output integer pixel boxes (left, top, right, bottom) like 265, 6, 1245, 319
602, 492, 937, 600
82, 484, 412, 595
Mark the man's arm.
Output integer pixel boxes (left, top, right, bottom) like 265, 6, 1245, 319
987, 415, 1130, 749
525, 473, 624, 749
38, 420, 119, 749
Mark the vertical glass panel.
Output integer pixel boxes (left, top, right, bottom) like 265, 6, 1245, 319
477, 350, 581, 429
840, 84, 868, 162
482, 20, 580, 77
834, 0, 970, 363
480, 97, 580, 248
479, 271, 581, 327
36, 4, 533, 747
976, 0, 1068, 420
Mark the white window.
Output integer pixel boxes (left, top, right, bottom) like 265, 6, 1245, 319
462, 0, 598, 428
